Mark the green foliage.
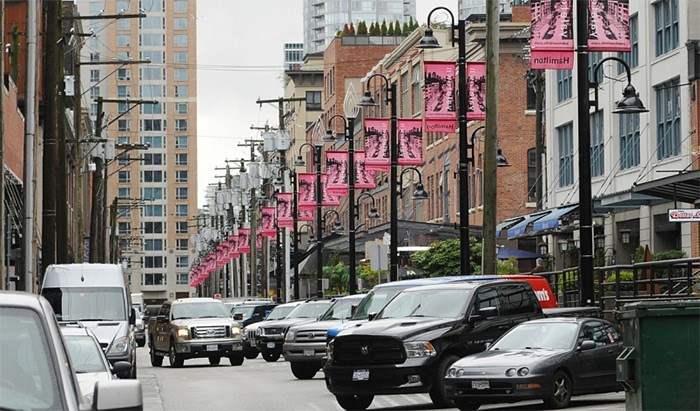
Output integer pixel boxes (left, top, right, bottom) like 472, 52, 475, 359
496, 257, 519, 275
324, 262, 348, 295
652, 249, 686, 261
369, 22, 380, 35
402, 21, 409, 34
380, 20, 388, 35
634, 245, 645, 263
357, 21, 367, 35
387, 21, 395, 35
604, 270, 635, 293
411, 237, 482, 277
357, 263, 379, 291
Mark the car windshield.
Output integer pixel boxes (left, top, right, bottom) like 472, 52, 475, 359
320, 298, 362, 321
287, 302, 332, 319
378, 288, 470, 319
351, 287, 405, 320
491, 322, 578, 350
232, 306, 255, 318
0, 307, 64, 410
266, 305, 296, 320
171, 301, 230, 320
42, 287, 126, 321
63, 335, 109, 374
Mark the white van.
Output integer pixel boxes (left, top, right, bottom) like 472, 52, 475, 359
41, 263, 137, 379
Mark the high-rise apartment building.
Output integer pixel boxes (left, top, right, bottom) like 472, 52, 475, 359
76, 0, 198, 304
459, 0, 513, 20
303, 0, 416, 55
284, 43, 305, 71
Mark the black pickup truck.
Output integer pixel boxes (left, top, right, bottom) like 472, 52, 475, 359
324, 279, 571, 410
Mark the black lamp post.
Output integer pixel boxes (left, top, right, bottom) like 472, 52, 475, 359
358, 73, 398, 282
397, 167, 430, 201
274, 166, 297, 301
575, 1, 647, 306
295, 142, 325, 297
418, 7, 472, 276
352, 192, 382, 289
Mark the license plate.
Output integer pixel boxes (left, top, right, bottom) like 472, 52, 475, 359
352, 369, 370, 381
267, 342, 276, 349
304, 348, 315, 356
206, 344, 218, 352
472, 380, 490, 390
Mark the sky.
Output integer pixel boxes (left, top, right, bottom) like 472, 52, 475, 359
196, 0, 458, 207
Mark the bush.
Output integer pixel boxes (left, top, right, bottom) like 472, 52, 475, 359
652, 249, 686, 261
604, 270, 635, 293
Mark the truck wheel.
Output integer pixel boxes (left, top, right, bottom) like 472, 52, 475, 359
335, 394, 373, 410
262, 351, 280, 362
290, 362, 318, 380
429, 354, 459, 408
455, 399, 481, 410
229, 354, 244, 366
149, 341, 163, 367
243, 348, 259, 359
169, 341, 184, 368
544, 371, 572, 409
209, 356, 221, 365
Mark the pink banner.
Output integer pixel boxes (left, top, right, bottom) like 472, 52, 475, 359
588, 0, 630, 51
354, 151, 377, 189
238, 228, 250, 254
227, 236, 240, 259
322, 174, 340, 206
530, 50, 574, 69
326, 151, 349, 196
424, 61, 456, 132
530, 0, 574, 51
363, 118, 390, 171
297, 173, 316, 210
398, 119, 423, 165
276, 193, 294, 228
261, 207, 276, 236
297, 208, 314, 222
216, 243, 229, 267
467, 62, 486, 121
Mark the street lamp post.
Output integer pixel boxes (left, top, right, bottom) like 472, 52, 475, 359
418, 7, 472, 276
274, 166, 296, 301
359, 74, 398, 282
575, 1, 647, 305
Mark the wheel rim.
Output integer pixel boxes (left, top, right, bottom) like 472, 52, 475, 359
553, 376, 570, 403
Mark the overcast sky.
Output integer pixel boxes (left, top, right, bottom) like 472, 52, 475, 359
196, 0, 458, 207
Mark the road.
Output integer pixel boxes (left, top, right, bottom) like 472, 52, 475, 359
137, 346, 625, 411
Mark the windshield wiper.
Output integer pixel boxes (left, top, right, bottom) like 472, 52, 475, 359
408, 304, 422, 317
198, 315, 220, 318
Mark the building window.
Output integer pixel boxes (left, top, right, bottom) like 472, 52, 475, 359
140, 17, 164, 29
588, 52, 603, 84
306, 91, 321, 111
90, 69, 100, 82
175, 136, 188, 148
141, 103, 163, 115
143, 204, 164, 217
175, 103, 188, 114
590, 110, 605, 177
619, 113, 640, 169
117, 222, 131, 235
556, 70, 572, 102
116, 51, 130, 61
117, 188, 130, 199
175, 153, 188, 165
144, 256, 164, 268
618, 14, 639, 73
143, 170, 164, 183
117, 85, 130, 98
176, 273, 189, 285
527, 148, 536, 202
400, 70, 409, 118
117, 19, 130, 30
142, 119, 164, 131
90, 86, 100, 99
526, 71, 536, 110
175, 204, 188, 216
118, 120, 130, 131
143, 153, 163, 165
175, 119, 188, 131
118, 171, 130, 183
143, 273, 165, 286
117, 68, 130, 81
174, 68, 188, 81
117, 34, 131, 47
175, 85, 188, 97
175, 188, 188, 200
655, 78, 681, 160
141, 85, 164, 98
116, 152, 129, 166
142, 187, 164, 200
655, 0, 679, 57
557, 123, 574, 187
173, 51, 188, 65
174, 0, 188, 13
176, 239, 188, 251
176, 256, 189, 268
174, 34, 188, 47
117, 205, 131, 218
175, 221, 188, 234
144, 239, 164, 251
143, 222, 164, 234
174, 17, 188, 30
412, 63, 421, 115
140, 67, 164, 81
142, 136, 163, 149
140, 51, 164, 63
175, 170, 189, 182
140, 34, 165, 47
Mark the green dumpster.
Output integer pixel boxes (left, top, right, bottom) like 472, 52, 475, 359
616, 299, 700, 411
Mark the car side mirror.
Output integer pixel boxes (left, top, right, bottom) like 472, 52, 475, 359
93, 380, 143, 410
367, 312, 377, 321
111, 361, 133, 375
578, 340, 597, 351
350, 304, 358, 316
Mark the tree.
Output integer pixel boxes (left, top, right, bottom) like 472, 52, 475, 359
324, 262, 349, 295
412, 238, 482, 277
342, 23, 350, 35
380, 19, 388, 35
402, 21, 409, 35
370, 22, 380, 35
357, 21, 367, 35
349, 22, 356, 35
387, 21, 395, 35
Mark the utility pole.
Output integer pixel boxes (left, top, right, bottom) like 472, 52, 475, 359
238, 140, 262, 296
0, 0, 6, 289
88, 98, 105, 263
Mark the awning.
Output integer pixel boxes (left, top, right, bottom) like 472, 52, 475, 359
507, 211, 551, 239
631, 170, 700, 205
496, 217, 525, 238
497, 247, 548, 260
532, 204, 579, 233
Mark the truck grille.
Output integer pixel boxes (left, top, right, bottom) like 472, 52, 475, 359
261, 327, 284, 336
294, 329, 327, 343
333, 336, 405, 365
246, 329, 257, 340
192, 325, 227, 339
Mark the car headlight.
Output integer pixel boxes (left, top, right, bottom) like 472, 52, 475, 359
285, 330, 296, 342
107, 335, 130, 355
446, 367, 466, 378
506, 368, 517, 377
230, 326, 241, 338
326, 341, 334, 361
176, 328, 190, 339
404, 341, 436, 358
518, 367, 529, 376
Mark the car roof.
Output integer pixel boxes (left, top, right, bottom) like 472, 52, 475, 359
519, 317, 602, 325
172, 297, 222, 304
371, 275, 501, 290
59, 324, 98, 338
397, 279, 516, 292
0, 290, 47, 309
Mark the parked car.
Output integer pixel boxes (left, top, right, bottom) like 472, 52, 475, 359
283, 294, 366, 379
0, 291, 142, 410
325, 280, 553, 410
148, 297, 244, 367
257, 298, 337, 362
242, 300, 303, 359
230, 300, 278, 327
132, 303, 146, 347
61, 325, 132, 406
444, 317, 623, 410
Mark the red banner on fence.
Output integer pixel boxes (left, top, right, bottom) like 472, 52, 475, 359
424, 61, 456, 132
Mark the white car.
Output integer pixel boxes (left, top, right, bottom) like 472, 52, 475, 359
60, 325, 132, 405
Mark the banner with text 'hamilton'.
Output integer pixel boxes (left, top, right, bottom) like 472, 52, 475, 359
424, 61, 456, 132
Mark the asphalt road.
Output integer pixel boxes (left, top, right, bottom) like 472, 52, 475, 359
136, 346, 626, 411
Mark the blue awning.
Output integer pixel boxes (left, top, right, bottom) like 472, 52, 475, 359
532, 204, 579, 233
507, 211, 551, 239
495, 217, 525, 238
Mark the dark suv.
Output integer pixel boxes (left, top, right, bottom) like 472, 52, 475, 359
231, 301, 277, 327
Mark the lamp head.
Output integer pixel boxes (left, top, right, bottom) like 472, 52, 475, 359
613, 84, 648, 114
358, 89, 377, 107
294, 155, 306, 167
496, 147, 510, 167
323, 129, 337, 142
332, 221, 345, 235
368, 207, 381, 220
417, 26, 442, 49
307, 235, 317, 244
273, 177, 284, 189
412, 182, 429, 200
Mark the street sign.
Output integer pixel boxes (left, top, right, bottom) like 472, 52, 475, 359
366, 241, 388, 271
